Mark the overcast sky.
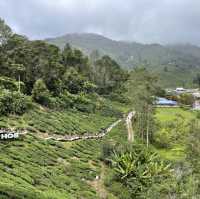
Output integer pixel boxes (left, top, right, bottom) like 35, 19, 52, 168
0, 0, 199, 45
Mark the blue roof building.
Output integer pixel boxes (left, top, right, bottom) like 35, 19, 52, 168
156, 97, 177, 106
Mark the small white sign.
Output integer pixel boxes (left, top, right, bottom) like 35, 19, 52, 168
0, 132, 19, 140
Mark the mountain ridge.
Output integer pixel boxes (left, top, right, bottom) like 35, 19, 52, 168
46, 33, 200, 87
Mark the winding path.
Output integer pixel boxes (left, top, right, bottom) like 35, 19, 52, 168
43, 118, 122, 141
126, 111, 136, 142
6, 111, 135, 142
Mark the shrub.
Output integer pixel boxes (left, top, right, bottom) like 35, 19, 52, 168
83, 81, 97, 93
99, 104, 122, 117
63, 68, 85, 94
74, 93, 96, 113
47, 94, 74, 110
179, 93, 194, 106
107, 92, 130, 104
196, 111, 200, 119
0, 89, 31, 115
48, 92, 96, 113
154, 128, 173, 148
32, 79, 51, 106
59, 93, 74, 108
47, 97, 65, 110
74, 103, 95, 113
100, 141, 115, 164
0, 76, 19, 91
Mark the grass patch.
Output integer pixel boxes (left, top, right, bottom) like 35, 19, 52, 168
155, 107, 197, 161
156, 107, 196, 123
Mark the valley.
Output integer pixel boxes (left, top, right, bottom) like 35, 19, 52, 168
1, 16, 200, 199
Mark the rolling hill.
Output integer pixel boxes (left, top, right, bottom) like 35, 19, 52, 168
46, 33, 200, 88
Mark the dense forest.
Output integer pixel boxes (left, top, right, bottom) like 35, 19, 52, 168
0, 18, 129, 116
47, 33, 200, 88
0, 18, 200, 199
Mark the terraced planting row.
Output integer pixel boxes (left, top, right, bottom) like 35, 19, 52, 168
0, 106, 131, 198
0, 134, 105, 199
0, 99, 131, 198
0, 108, 116, 136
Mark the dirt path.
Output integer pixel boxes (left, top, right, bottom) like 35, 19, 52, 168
18, 118, 122, 142
11, 111, 135, 198
126, 111, 136, 142
11, 111, 135, 143
88, 163, 108, 199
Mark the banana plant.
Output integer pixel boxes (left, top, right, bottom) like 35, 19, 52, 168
111, 148, 172, 183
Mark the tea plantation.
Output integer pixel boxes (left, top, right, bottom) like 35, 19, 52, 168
0, 111, 129, 199
0, 107, 118, 136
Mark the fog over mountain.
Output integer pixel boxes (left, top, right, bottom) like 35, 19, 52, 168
0, 0, 200, 45
46, 32, 200, 87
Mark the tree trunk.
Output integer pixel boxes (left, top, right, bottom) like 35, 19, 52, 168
18, 75, 21, 93
146, 105, 149, 148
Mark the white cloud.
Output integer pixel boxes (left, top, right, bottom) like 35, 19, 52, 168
0, 0, 199, 45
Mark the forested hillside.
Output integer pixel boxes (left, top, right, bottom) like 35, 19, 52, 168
47, 33, 200, 88
0, 18, 129, 115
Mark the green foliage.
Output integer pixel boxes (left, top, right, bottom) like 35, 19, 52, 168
156, 107, 196, 122
105, 143, 172, 198
2, 19, 194, 199
127, 68, 158, 144
0, 89, 31, 116
62, 43, 91, 76
154, 128, 173, 148
32, 79, 50, 106
92, 55, 128, 94
0, 136, 101, 199
186, 120, 200, 173
107, 92, 130, 103
62, 68, 96, 94
196, 111, 200, 119
100, 141, 115, 164
178, 93, 194, 106
73, 93, 95, 113
47, 33, 200, 88
0, 105, 117, 136
154, 108, 197, 161
0, 20, 128, 112
154, 114, 189, 149
98, 104, 122, 118
162, 120, 200, 198
193, 73, 200, 87
83, 81, 97, 93
0, 18, 12, 45
0, 76, 22, 91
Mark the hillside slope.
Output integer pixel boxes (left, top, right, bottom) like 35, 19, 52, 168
46, 33, 200, 87
0, 98, 130, 199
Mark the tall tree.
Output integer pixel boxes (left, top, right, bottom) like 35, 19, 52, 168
93, 55, 128, 94
127, 68, 158, 146
0, 18, 12, 45
193, 73, 200, 88
90, 49, 100, 63
62, 43, 92, 78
